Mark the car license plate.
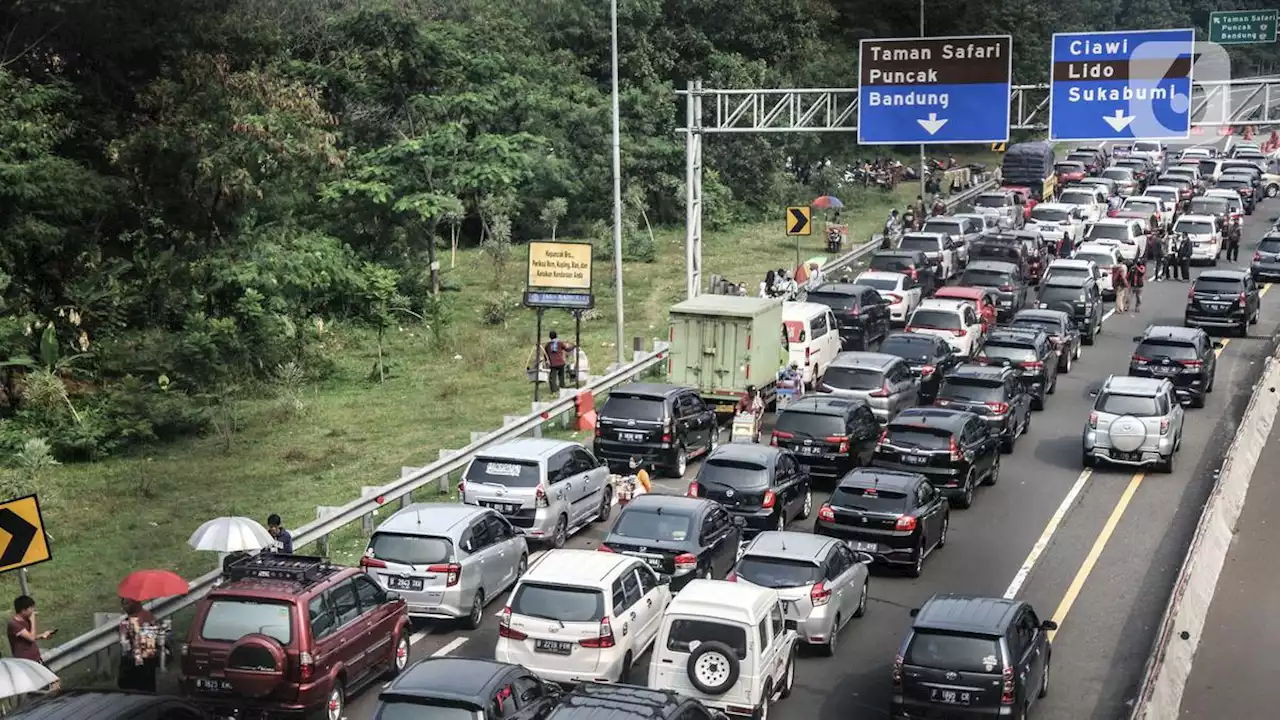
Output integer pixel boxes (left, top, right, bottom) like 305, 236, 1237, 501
1111, 450, 1141, 461
800, 446, 822, 456
1152, 366, 1178, 376
1204, 302, 1227, 310
385, 576, 424, 592
931, 688, 972, 705
618, 432, 645, 443
901, 454, 929, 465
535, 639, 574, 655
851, 541, 877, 552
196, 678, 233, 692
482, 501, 520, 514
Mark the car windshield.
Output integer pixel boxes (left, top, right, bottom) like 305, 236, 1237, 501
601, 395, 665, 422
921, 222, 960, 236
807, 291, 858, 312
1216, 180, 1248, 190
698, 459, 770, 489
374, 703, 478, 720
735, 556, 823, 589
1074, 252, 1113, 268
830, 484, 913, 512
855, 276, 901, 292
612, 509, 694, 541
1147, 189, 1176, 202
884, 426, 952, 450
905, 631, 1003, 674
1189, 200, 1227, 215
464, 458, 541, 487
666, 619, 748, 660
1012, 318, 1062, 336
974, 195, 1007, 208
774, 410, 847, 436
1096, 393, 1159, 416
367, 533, 453, 565
1258, 238, 1280, 254
909, 310, 962, 329
1031, 207, 1069, 222
960, 268, 1012, 287
979, 343, 1037, 363
1055, 162, 1084, 173
1125, 200, 1159, 213
1193, 278, 1243, 294
200, 599, 292, 644
1133, 141, 1161, 152
1037, 285, 1086, 306
1101, 169, 1130, 181
821, 366, 884, 391
1135, 340, 1198, 361
938, 379, 1005, 402
1174, 220, 1214, 236
1085, 224, 1130, 241
510, 582, 604, 623
880, 335, 942, 363
899, 237, 941, 251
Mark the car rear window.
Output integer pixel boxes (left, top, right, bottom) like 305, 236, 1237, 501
1124, 200, 1159, 213
909, 310, 961, 330
464, 458, 541, 487
830, 484, 913, 512
1031, 207, 1069, 222
1216, 179, 1248, 190
880, 335, 941, 363
1085, 224, 1130, 241
734, 556, 823, 589
821, 366, 884, 391
856, 275, 901, 291
784, 320, 805, 343
1055, 162, 1083, 173
978, 343, 1037, 363
1189, 199, 1228, 215
374, 703, 477, 720
905, 631, 1003, 674
698, 459, 769, 489
1135, 340, 1198, 360
612, 509, 693, 542
666, 619, 748, 660
807, 291, 858, 312
511, 582, 604, 623
1074, 252, 1114, 268
1102, 169, 1130, 181
1193, 278, 1244, 294
885, 426, 952, 450
601, 395, 665, 422
774, 410, 847, 437
900, 237, 940, 252
1197, 160, 1218, 176
367, 533, 453, 565
960, 267, 1012, 287
1173, 220, 1214, 236
1059, 191, 1095, 205
1146, 189, 1177, 202
1258, 238, 1280, 254
974, 195, 1007, 208
938, 378, 1005, 402
920, 222, 960, 236
1037, 285, 1086, 307
1096, 393, 1159, 416
200, 599, 293, 645
1011, 318, 1061, 335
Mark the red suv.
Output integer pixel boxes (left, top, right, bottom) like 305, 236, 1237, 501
180, 553, 410, 719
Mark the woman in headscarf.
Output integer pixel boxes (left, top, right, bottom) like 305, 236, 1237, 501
761, 270, 776, 297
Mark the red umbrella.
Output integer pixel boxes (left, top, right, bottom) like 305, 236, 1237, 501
118, 569, 190, 602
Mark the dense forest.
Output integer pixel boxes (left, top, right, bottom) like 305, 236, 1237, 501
1, 0, 1277, 465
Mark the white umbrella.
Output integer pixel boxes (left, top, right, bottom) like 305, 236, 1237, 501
0, 658, 57, 699
188, 516, 275, 553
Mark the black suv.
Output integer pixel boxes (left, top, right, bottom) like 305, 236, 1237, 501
806, 283, 892, 350
1129, 326, 1221, 408
975, 328, 1059, 410
814, 468, 950, 578
771, 396, 880, 480
548, 683, 729, 720
1009, 309, 1081, 374
1035, 276, 1103, 345
935, 365, 1033, 453
594, 383, 717, 477
957, 260, 1030, 321
870, 407, 1001, 509
11, 691, 212, 720
375, 657, 561, 720
601, 495, 743, 590
868, 250, 940, 296
688, 444, 812, 534
878, 332, 963, 404
1184, 269, 1261, 337
1250, 232, 1280, 282
892, 595, 1056, 720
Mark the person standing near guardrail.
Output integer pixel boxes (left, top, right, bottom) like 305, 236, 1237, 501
544, 331, 575, 394
267, 514, 294, 554
117, 599, 159, 692
8, 596, 54, 665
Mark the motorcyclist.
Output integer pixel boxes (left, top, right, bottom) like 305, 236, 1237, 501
881, 209, 901, 249
931, 196, 947, 216
778, 362, 801, 385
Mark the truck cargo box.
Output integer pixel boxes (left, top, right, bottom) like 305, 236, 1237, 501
667, 294, 787, 413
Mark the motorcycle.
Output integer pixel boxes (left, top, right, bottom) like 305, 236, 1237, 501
776, 378, 802, 412
731, 411, 762, 444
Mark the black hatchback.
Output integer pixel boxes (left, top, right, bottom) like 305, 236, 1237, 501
957, 260, 1030, 321
814, 468, 949, 578
1129, 326, 1221, 408
1184, 270, 1261, 337
1035, 276, 1103, 345
806, 283, 893, 351
770, 396, 880, 480
892, 595, 1056, 720
870, 408, 1001, 509
687, 444, 813, 534
1009, 309, 1081, 374
878, 332, 964, 404
974, 328, 1059, 410
868, 250, 941, 296
594, 383, 718, 477
935, 365, 1033, 453
1250, 233, 1280, 282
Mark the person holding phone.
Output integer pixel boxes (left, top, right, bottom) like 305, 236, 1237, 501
8, 595, 55, 663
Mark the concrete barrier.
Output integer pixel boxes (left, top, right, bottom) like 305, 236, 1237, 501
1129, 350, 1280, 719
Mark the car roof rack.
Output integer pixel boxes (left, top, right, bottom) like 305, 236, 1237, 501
223, 553, 337, 585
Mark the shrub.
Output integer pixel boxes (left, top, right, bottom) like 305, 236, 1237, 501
622, 231, 657, 263
481, 293, 522, 326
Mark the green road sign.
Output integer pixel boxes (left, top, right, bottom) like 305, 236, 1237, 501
1209, 10, 1278, 45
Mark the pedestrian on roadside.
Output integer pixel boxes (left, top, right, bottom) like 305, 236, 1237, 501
543, 330, 575, 394
1226, 218, 1242, 262
1177, 233, 1193, 281
1128, 259, 1146, 311
1111, 262, 1130, 312
117, 599, 160, 692
267, 513, 293, 554
8, 596, 55, 664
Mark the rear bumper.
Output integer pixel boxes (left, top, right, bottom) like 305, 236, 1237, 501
813, 524, 915, 565
495, 643, 627, 685
1083, 431, 1175, 466
595, 441, 676, 470
793, 452, 856, 477
181, 681, 320, 718
1185, 311, 1246, 328
727, 507, 778, 533
892, 698, 1013, 718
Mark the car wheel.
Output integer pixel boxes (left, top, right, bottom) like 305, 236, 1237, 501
983, 456, 1000, 486
1001, 432, 1016, 454
799, 489, 813, 520
1192, 391, 1206, 409
594, 487, 613, 523
385, 629, 410, 679
515, 553, 528, 581
820, 615, 840, 657
1032, 390, 1045, 411
1160, 450, 1176, 474
780, 648, 797, 698
1040, 654, 1051, 698
775, 511, 787, 532
1049, 372, 1058, 394
551, 515, 568, 549
687, 641, 741, 695
702, 566, 714, 580
755, 683, 773, 720
463, 589, 485, 630
669, 446, 688, 478
938, 514, 950, 547
1239, 321, 1249, 337
908, 540, 925, 578
1251, 309, 1259, 325
1022, 411, 1032, 435
618, 651, 633, 683
325, 682, 345, 720
1083, 328, 1095, 346
1083, 449, 1096, 467
1060, 353, 1072, 374
955, 473, 974, 509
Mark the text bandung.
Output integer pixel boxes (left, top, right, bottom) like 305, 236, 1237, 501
867, 91, 950, 111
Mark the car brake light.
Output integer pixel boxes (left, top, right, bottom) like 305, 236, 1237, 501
687, 481, 700, 497
986, 401, 1010, 414
771, 430, 793, 446
762, 490, 777, 509
1182, 359, 1203, 368
811, 582, 833, 607
1089, 412, 1098, 429
594, 427, 602, 437
535, 484, 549, 509
1020, 360, 1044, 370
886, 293, 903, 304
1160, 418, 1169, 435
580, 617, 616, 648
1001, 664, 1016, 705
457, 480, 466, 496
869, 382, 891, 398
951, 328, 967, 337
892, 654, 904, 691
597, 544, 614, 552
949, 436, 962, 461
1188, 287, 1195, 299
907, 267, 918, 280
674, 553, 698, 572
726, 571, 737, 582
298, 651, 315, 682
876, 429, 889, 447
1239, 292, 1248, 307
818, 504, 835, 522
359, 556, 387, 569
826, 435, 851, 453
499, 607, 528, 640
895, 515, 918, 531
999, 284, 1014, 291
427, 563, 461, 587
1133, 355, 1150, 363
805, 346, 812, 365
920, 364, 935, 376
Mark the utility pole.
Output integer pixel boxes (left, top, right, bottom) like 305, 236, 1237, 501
610, 0, 626, 365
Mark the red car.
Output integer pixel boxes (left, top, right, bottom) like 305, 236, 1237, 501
1001, 185, 1039, 221
933, 286, 998, 335
1055, 161, 1088, 185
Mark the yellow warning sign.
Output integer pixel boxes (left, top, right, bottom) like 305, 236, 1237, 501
786, 206, 812, 236
991, 142, 1007, 152
0, 494, 51, 574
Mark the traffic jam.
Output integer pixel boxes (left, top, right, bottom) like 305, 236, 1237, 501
166, 136, 1280, 720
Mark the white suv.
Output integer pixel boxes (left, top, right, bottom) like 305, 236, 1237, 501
496, 548, 672, 684
648, 579, 798, 718
905, 299, 983, 357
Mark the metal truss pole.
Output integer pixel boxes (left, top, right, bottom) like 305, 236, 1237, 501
685, 80, 704, 299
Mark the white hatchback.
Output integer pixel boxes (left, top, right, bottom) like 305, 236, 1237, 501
905, 299, 984, 357
854, 271, 922, 324
1072, 244, 1124, 294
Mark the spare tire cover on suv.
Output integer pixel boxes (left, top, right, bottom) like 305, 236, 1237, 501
224, 633, 288, 698
686, 640, 741, 695
1107, 414, 1148, 453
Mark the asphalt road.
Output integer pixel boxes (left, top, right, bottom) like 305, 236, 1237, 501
344, 137, 1280, 720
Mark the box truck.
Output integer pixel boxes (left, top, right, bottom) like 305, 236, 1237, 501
667, 295, 788, 418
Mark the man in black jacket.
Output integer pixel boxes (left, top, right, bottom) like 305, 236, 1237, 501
1176, 234, 1193, 281
1225, 218, 1242, 262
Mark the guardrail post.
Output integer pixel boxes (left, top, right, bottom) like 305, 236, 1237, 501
399, 467, 422, 507
360, 487, 383, 534
471, 431, 490, 444
314, 506, 343, 556
93, 612, 124, 679
437, 450, 461, 494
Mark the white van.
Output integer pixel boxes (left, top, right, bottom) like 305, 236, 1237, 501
648, 579, 798, 718
782, 302, 841, 387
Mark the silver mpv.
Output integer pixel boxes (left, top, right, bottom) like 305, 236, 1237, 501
1082, 375, 1184, 474
820, 352, 920, 423
460, 438, 613, 548
362, 504, 528, 628
731, 531, 870, 656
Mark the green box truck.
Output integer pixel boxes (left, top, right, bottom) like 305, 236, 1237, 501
667, 294, 788, 417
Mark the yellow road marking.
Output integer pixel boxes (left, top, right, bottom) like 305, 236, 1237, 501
1261, 283, 1271, 298
1216, 338, 1229, 357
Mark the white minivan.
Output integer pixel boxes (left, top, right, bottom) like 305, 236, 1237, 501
782, 302, 842, 387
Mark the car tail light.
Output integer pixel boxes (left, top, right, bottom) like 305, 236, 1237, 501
298, 651, 315, 682
359, 556, 387, 569
762, 490, 777, 509
1188, 287, 1195, 299
887, 293, 903, 304
1001, 663, 1016, 705
895, 515, 918, 531
907, 267, 919, 280
428, 563, 461, 587
457, 480, 466, 496
726, 571, 737, 582
876, 429, 889, 447
771, 430, 793, 446
986, 401, 1010, 414
869, 381, 891, 398
1255, 252, 1263, 262
687, 481, 700, 497
580, 618, 616, 648
499, 607, 528, 640
1160, 418, 1169, 435
594, 427, 602, 437
951, 328, 967, 337
920, 364, 935, 376
1132, 355, 1150, 363
949, 436, 962, 461
818, 504, 835, 522
1239, 292, 1248, 307
826, 435, 851, 453
597, 544, 615, 552
1089, 412, 1098, 429
805, 346, 812, 365
892, 654, 904, 692
1020, 360, 1044, 370
535, 484, 549, 509
674, 553, 698, 573
1182, 359, 1203, 368
810, 582, 833, 607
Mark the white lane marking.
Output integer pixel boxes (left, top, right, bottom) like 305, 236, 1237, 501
1003, 469, 1092, 599
1101, 308, 1116, 323
431, 637, 468, 657
410, 630, 427, 645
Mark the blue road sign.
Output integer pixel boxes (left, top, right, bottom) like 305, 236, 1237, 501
1049, 29, 1195, 142
858, 35, 1012, 145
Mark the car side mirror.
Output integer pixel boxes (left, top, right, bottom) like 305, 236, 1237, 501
385, 590, 402, 604
1041, 620, 1059, 631
1132, 335, 1144, 342
1213, 341, 1225, 349
909, 608, 921, 618
1089, 389, 1100, 398
657, 574, 672, 585
732, 515, 747, 528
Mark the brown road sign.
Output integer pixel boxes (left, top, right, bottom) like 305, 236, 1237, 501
860, 37, 1013, 86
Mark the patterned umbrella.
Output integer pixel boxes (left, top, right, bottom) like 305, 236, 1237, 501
0, 658, 57, 699
811, 195, 843, 210
188, 516, 275, 553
